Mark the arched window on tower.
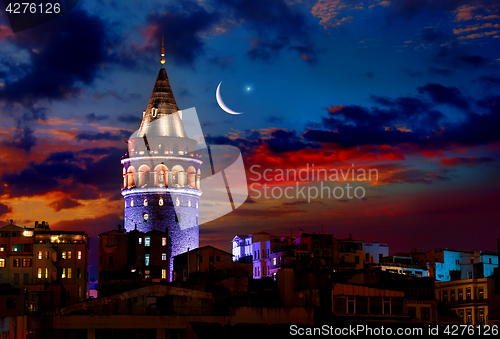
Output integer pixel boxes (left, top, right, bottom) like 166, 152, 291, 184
171, 165, 185, 187
127, 167, 136, 189
154, 164, 168, 187
187, 166, 196, 188
138, 165, 151, 187
122, 167, 127, 189
196, 169, 201, 190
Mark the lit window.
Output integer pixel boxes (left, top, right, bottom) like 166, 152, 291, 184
145, 237, 150, 247
79, 286, 82, 298
38, 268, 42, 279
162, 269, 167, 280
145, 254, 150, 266
77, 251, 82, 260
188, 200, 191, 207
68, 268, 72, 279
45, 251, 49, 259
38, 251, 42, 260
139, 238, 142, 245
175, 198, 180, 206
61, 252, 67, 259
0, 245, 4, 251
162, 253, 167, 260
0, 258, 5, 267
22, 259, 31, 267
62, 268, 66, 278
196, 202, 198, 208
45, 268, 48, 279
68, 251, 72, 259
145, 270, 150, 278
131, 200, 134, 207
143, 213, 148, 222
159, 198, 164, 206
13, 258, 20, 267
162, 237, 167, 246
144, 199, 148, 206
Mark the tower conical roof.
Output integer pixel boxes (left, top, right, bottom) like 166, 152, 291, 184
133, 67, 188, 139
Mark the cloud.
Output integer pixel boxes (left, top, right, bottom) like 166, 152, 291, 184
417, 83, 469, 109
75, 130, 130, 142
220, 0, 317, 62
428, 67, 453, 76
47, 197, 83, 212
402, 68, 423, 78
475, 75, 500, 87
440, 156, 495, 167
1, 147, 124, 198
0, 9, 111, 105
86, 113, 109, 122
2, 125, 36, 153
0, 203, 12, 217
143, 1, 221, 65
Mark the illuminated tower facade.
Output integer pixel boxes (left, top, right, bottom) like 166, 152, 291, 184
120, 38, 202, 279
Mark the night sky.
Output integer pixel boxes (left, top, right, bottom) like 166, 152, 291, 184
1, 0, 499, 278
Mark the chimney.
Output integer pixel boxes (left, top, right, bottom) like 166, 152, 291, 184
35, 221, 39, 228
41, 221, 45, 227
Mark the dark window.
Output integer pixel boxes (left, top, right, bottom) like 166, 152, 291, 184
24, 244, 31, 252
466, 287, 471, 302
14, 273, 19, 285
383, 297, 391, 314
408, 307, 416, 319
23, 273, 29, 284
6, 298, 16, 309
355, 256, 360, 265
108, 256, 113, 267
199, 255, 203, 264
13, 258, 20, 267
77, 268, 82, 279
479, 287, 484, 300
216, 256, 220, 262
356, 296, 368, 314
370, 297, 382, 315
421, 307, 430, 321
347, 296, 355, 314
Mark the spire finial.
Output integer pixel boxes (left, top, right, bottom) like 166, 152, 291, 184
160, 36, 165, 66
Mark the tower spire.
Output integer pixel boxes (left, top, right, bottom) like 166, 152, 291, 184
160, 36, 165, 66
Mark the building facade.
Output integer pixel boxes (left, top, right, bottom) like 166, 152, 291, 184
0, 220, 88, 317
98, 226, 170, 296
121, 42, 202, 280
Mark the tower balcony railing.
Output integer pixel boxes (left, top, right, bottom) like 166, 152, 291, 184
124, 149, 202, 159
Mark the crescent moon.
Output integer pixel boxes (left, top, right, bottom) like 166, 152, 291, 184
216, 81, 243, 115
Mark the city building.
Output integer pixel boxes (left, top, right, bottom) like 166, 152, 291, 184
435, 278, 489, 325
98, 225, 169, 296
378, 253, 429, 277
172, 246, 250, 281
121, 38, 202, 280
362, 242, 389, 264
0, 220, 88, 317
